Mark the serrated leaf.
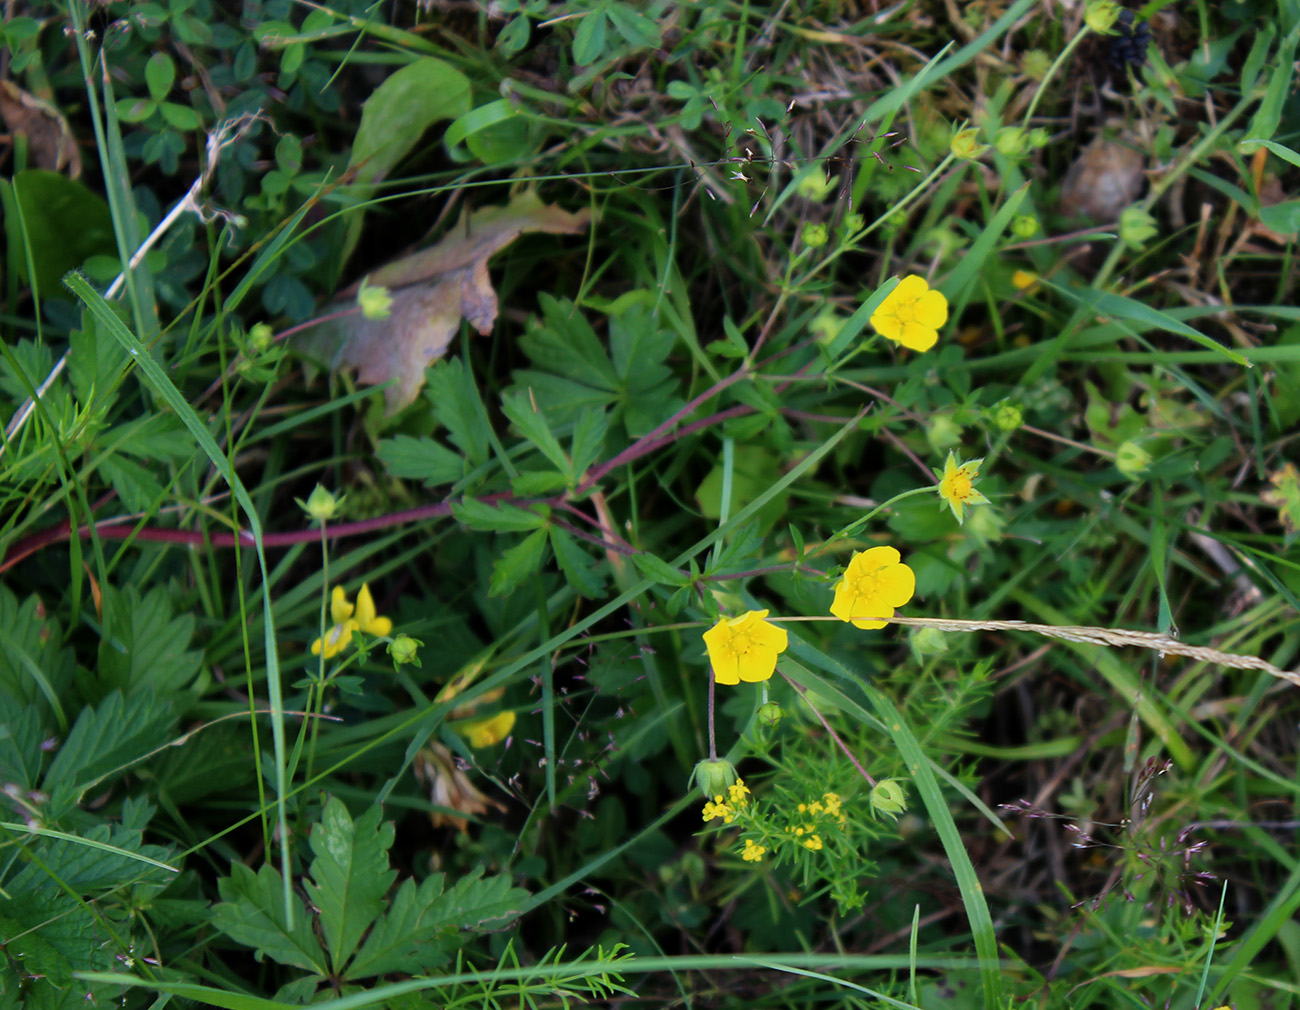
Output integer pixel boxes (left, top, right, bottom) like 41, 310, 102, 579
453, 498, 547, 532
212, 863, 326, 975
425, 358, 490, 466
42, 690, 175, 798
501, 390, 572, 479
630, 552, 687, 587
94, 585, 201, 698
549, 529, 604, 597
112, 413, 193, 460
707, 521, 765, 576
378, 434, 464, 487
347, 870, 528, 980
489, 528, 549, 597
98, 454, 164, 513
0, 693, 44, 789
305, 798, 397, 973
570, 407, 608, 478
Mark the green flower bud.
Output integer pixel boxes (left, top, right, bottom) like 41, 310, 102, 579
802, 223, 829, 249
870, 778, 908, 820
840, 212, 865, 235
810, 310, 845, 345
757, 701, 783, 727
357, 276, 394, 320
994, 126, 1027, 157
796, 171, 835, 202
1028, 127, 1051, 148
910, 626, 949, 658
1011, 214, 1039, 239
692, 758, 739, 800
950, 127, 987, 160
297, 484, 344, 522
1119, 206, 1159, 250
1085, 0, 1123, 33
388, 634, 423, 666
1116, 439, 1152, 480
990, 400, 1023, 432
249, 322, 274, 352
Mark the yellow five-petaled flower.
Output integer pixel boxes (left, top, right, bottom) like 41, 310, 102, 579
703, 609, 789, 685
937, 452, 990, 525
870, 274, 949, 352
311, 583, 393, 659
830, 547, 916, 630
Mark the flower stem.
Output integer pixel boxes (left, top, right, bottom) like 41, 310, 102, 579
708, 673, 718, 761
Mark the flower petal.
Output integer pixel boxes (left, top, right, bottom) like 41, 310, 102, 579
870, 310, 903, 341
914, 289, 949, 328
329, 585, 354, 623
898, 321, 938, 352
892, 274, 930, 303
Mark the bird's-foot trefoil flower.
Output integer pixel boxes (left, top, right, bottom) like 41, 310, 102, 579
830, 547, 916, 630
311, 583, 393, 658
870, 275, 948, 352
937, 452, 991, 525
457, 710, 516, 748
703, 609, 789, 685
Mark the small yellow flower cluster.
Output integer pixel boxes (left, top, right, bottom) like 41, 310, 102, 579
311, 583, 393, 659
741, 838, 767, 862
790, 791, 847, 852
702, 779, 751, 823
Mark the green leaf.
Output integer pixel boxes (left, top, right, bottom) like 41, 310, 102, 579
1242, 25, 1299, 151
511, 470, 569, 495
0, 694, 44, 789
497, 13, 531, 55
144, 52, 175, 99
42, 690, 175, 798
630, 552, 688, 587
605, 2, 659, 47
212, 863, 326, 975
92, 585, 201, 698
549, 529, 605, 597
8, 170, 116, 297
424, 357, 491, 466
305, 798, 397, 973
159, 101, 201, 131
0, 585, 75, 726
1074, 286, 1249, 365
112, 413, 194, 460
695, 446, 790, 537
490, 528, 549, 596
572, 9, 607, 64
113, 96, 157, 123
98, 454, 164, 513
453, 498, 547, 532
378, 434, 465, 487
347, 869, 528, 980
501, 390, 572, 480
570, 408, 609, 480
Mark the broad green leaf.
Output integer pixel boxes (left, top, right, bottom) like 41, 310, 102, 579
572, 9, 606, 64
425, 357, 491, 466
550, 528, 605, 597
212, 863, 326, 975
489, 528, 549, 597
42, 690, 175, 798
111, 413, 193, 460
0, 585, 76, 727
9, 170, 116, 297
144, 52, 175, 99
305, 798, 397, 973
92, 585, 201, 699
606, 2, 659, 47
0, 694, 44, 789
453, 498, 547, 532
570, 407, 609, 479
378, 434, 465, 487
696, 447, 789, 537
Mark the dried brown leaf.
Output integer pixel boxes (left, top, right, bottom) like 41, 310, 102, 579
298, 190, 593, 412
0, 81, 80, 177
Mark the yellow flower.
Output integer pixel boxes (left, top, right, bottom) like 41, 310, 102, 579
830, 547, 916, 630
702, 798, 736, 823
703, 609, 789, 685
458, 710, 516, 748
741, 838, 767, 862
1011, 269, 1039, 291
802, 834, 823, 851
937, 452, 991, 525
310, 583, 393, 658
870, 275, 948, 352
727, 780, 750, 806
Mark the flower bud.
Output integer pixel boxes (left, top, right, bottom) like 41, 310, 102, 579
757, 701, 784, 727
1011, 215, 1039, 239
870, 778, 908, 820
990, 400, 1023, 432
950, 128, 987, 160
249, 322, 274, 352
357, 276, 394, 320
1085, 0, 1123, 33
1119, 206, 1159, 250
298, 484, 343, 522
1116, 439, 1152, 480
692, 758, 739, 800
910, 626, 949, 659
801, 223, 829, 249
994, 126, 1027, 157
388, 634, 422, 666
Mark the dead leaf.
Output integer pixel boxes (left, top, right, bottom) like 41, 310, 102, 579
297, 189, 593, 412
0, 81, 80, 177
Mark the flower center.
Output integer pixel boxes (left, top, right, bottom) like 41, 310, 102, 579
893, 299, 918, 324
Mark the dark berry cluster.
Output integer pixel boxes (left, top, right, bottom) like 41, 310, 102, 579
1107, 9, 1152, 69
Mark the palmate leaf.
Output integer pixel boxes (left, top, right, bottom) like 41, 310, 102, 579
304, 797, 397, 973
90, 585, 201, 699
211, 863, 326, 976
346, 868, 528, 981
